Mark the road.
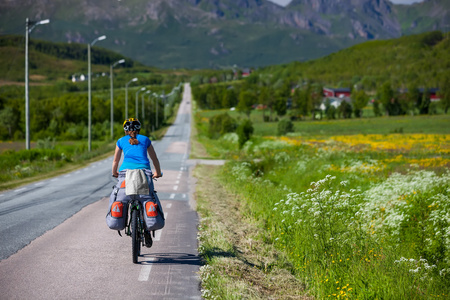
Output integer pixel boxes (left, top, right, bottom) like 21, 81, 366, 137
0, 83, 202, 299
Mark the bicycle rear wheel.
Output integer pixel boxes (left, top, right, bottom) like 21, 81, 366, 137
131, 209, 140, 264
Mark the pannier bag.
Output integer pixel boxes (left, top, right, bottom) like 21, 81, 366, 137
142, 190, 165, 231
106, 169, 163, 231
106, 187, 129, 230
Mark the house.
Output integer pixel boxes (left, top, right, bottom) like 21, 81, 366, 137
398, 88, 441, 102
319, 97, 352, 111
241, 68, 252, 78
323, 87, 351, 98
420, 88, 441, 102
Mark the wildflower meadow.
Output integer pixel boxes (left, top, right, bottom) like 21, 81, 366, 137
206, 116, 450, 299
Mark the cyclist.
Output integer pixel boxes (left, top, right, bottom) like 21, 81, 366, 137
112, 118, 162, 247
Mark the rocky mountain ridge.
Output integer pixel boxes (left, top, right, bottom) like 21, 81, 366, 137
0, 0, 448, 68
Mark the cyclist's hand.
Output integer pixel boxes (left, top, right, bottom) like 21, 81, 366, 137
152, 172, 162, 179
112, 171, 119, 178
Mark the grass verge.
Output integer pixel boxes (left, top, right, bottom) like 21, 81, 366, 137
194, 164, 311, 299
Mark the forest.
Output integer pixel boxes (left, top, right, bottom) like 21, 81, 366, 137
191, 31, 450, 123
0, 35, 187, 141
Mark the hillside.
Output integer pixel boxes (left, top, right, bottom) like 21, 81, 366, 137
0, 0, 448, 69
255, 30, 450, 89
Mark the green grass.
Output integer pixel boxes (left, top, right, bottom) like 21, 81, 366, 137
0, 140, 115, 191
195, 110, 450, 299
197, 109, 450, 140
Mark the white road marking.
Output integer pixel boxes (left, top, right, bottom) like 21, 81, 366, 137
14, 188, 26, 193
182, 194, 186, 199
50, 178, 58, 182
169, 193, 175, 199
138, 258, 156, 281
154, 230, 162, 241
173, 185, 178, 190
175, 180, 180, 184
63, 174, 70, 178
166, 203, 172, 209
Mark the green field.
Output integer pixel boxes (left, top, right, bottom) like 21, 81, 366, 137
196, 112, 450, 299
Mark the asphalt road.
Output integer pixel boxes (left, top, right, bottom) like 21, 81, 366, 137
0, 83, 202, 299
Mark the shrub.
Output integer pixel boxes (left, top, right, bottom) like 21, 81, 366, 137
208, 113, 237, 139
277, 119, 294, 136
236, 119, 254, 148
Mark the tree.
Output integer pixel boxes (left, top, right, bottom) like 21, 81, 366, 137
378, 82, 402, 116
337, 101, 352, 119
237, 90, 256, 118
222, 88, 236, 108
418, 87, 431, 115
0, 107, 18, 139
351, 89, 368, 118
403, 83, 420, 115
259, 86, 270, 122
273, 91, 287, 117
310, 84, 323, 120
438, 75, 450, 114
208, 113, 237, 139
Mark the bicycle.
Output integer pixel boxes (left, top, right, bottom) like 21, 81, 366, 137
124, 197, 147, 263
114, 173, 162, 264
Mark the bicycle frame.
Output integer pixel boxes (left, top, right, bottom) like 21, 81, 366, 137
125, 198, 146, 263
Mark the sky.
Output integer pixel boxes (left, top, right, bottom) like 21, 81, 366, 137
267, 0, 425, 7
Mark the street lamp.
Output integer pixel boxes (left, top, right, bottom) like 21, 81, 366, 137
25, 18, 49, 150
88, 34, 106, 152
143, 90, 151, 121
153, 93, 161, 129
147, 92, 154, 132
135, 87, 146, 118
110, 59, 125, 139
125, 77, 138, 119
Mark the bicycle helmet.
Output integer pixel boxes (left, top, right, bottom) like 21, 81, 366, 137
123, 118, 141, 131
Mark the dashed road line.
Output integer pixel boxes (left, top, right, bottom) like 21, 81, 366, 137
138, 258, 156, 281
166, 203, 172, 209
14, 188, 26, 193
169, 194, 175, 199
173, 185, 178, 191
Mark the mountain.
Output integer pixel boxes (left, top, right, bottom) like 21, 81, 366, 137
0, 0, 448, 69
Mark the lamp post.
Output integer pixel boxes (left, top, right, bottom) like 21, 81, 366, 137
88, 34, 106, 152
25, 18, 49, 150
110, 59, 125, 140
147, 92, 154, 132
135, 87, 146, 118
125, 78, 138, 119
153, 93, 160, 129
143, 90, 151, 121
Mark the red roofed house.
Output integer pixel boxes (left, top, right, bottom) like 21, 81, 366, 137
323, 87, 351, 98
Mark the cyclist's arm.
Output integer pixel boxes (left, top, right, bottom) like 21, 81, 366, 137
112, 145, 122, 177
147, 145, 161, 178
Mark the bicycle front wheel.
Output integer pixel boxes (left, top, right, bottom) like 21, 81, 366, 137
131, 209, 140, 264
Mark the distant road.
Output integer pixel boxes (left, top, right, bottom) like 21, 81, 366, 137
0, 83, 202, 299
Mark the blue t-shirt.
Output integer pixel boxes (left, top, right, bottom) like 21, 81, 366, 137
117, 134, 152, 171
